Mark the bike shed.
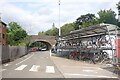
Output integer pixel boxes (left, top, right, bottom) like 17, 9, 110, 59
56, 23, 120, 64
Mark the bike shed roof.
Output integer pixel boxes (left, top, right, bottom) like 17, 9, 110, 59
60, 23, 120, 41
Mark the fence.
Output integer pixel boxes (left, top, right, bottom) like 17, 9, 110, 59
1, 45, 28, 63
0, 45, 2, 64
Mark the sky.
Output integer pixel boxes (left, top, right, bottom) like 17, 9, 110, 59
0, 0, 119, 35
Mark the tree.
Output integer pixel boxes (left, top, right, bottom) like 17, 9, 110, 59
98, 9, 117, 25
38, 31, 46, 36
117, 1, 120, 10
6, 22, 28, 46
45, 28, 59, 36
39, 23, 59, 36
75, 13, 98, 28
40, 23, 76, 36
6, 29, 14, 45
117, 1, 120, 27
18, 35, 31, 46
61, 23, 76, 35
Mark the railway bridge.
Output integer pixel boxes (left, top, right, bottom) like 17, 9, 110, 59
29, 35, 56, 50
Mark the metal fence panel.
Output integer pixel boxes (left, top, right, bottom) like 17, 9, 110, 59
1, 45, 27, 63
2, 45, 9, 62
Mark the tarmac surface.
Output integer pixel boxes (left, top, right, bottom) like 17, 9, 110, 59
1, 51, 119, 79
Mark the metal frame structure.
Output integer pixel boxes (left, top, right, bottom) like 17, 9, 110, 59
56, 23, 120, 64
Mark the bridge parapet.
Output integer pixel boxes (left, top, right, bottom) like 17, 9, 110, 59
30, 35, 56, 47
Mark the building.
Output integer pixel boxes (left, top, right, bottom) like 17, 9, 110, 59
0, 20, 7, 45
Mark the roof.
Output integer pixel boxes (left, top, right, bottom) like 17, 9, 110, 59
0, 20, 7, 26
60, 23, 120, 41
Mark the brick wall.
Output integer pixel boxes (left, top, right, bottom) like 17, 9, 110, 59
0, 21, 6, 45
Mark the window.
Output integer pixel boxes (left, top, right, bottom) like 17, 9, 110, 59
0, 33, 1, 38
2, 34, 5, 39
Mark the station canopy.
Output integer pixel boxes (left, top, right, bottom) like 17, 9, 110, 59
60, 23, 120, 41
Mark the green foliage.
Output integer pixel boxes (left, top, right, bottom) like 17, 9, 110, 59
6, 31, 14, 45
75, 13, 98, 28
38, 23, 59, 36
98, 9, 117, 25
38, 23, 76, 36
18, 36, 31, 46
38, 6, 119, 36
38, 31, 46, 36
61, 23, 76, 35
45, 27, 59, 36
82, 18, 99, 28
117, 1, 120, 10
29, 42, 46, 48
117, 22, 120, 27
6, 22, 28, 46
117, 2, 120, 27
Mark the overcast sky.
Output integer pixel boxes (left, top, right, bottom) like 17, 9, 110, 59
0, 0, 119, 35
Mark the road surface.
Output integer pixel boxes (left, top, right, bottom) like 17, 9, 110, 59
1, 51, 119, 79
2, 51, 63, 78
51, 56, 119, 78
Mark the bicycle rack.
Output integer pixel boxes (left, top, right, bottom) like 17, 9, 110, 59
55, 23, 120, 65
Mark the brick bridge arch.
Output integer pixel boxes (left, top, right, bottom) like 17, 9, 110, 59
29, 35, 56, 50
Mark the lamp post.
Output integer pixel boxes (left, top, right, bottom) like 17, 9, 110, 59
58, 0, 61, 37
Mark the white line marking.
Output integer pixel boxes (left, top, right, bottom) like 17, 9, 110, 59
15, 65, 27, 71
0, 69, 6, 72
83, 67, 97, 69
83, 67, 103, 71
64, 73, 114, 78
97, 68, 103, 70
82, 70, 97, 73
96, 75, 116, 78
4, 64, 10, 66
16, 53, 34, 65
82, 70, 94, 72
46, 66, 55, 73
111, 77, 118, 78
29, 65, 40, 72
